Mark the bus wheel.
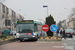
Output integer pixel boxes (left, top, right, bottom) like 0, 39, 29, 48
20, 40, 22, 42
35, 39, 38, 41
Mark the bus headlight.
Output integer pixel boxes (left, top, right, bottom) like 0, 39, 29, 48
16, 33, 20, 36
32, 33, 36, 37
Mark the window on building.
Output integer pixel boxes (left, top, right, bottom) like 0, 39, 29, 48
5, 20, 7, 26
6, 7, 8, 14
14, 24, 16, 28
12, 11, 13, 16
13, 12, 15, 17
2, 14, 4, 18
3, 5, 5, 13
8, 20, 11, 26
14, 12, 16, 17
5, 20, 11, 26
12, 11, 16, 17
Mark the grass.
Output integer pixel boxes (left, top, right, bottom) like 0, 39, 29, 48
0, 35, 14, 41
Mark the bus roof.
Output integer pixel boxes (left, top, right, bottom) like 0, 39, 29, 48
34, 21, 42, 24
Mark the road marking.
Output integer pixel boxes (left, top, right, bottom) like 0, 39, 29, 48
63, 42, 74, 50
37, 41, 55, 43
73, 39, 75, 40
67, 38, 72, 40
64, 43, 67, 46
52, 46, 64, 48
62, 38, 75, 41
50, 42, 55, 43
65, 46, 74, 50
36, 41, 63, 43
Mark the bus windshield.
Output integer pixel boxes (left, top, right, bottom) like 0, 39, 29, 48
16, 24, 34, 33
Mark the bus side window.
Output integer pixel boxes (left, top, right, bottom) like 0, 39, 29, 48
34, 24, 37, 32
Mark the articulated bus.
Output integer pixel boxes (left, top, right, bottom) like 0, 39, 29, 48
16, 20, 42, 42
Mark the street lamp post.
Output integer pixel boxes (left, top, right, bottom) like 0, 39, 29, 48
43, 5, 48, 37
43, 5, 48, 17
64, 8, 71, 18
24, 14, 27, 19
12, 22, 14, 31
47, 6, 48, 17
60, 13, 66, 29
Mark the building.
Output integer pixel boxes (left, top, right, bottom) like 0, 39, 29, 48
61, 20, 66, 29
16, 13, 23, 21
0, 3, 9, 31
67, 13, 75, 30
8, 9, 17, 31
65, 18, 69, 28
68, 18, 75, 30
0, 3, 23, 31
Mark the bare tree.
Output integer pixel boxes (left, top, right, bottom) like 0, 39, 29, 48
68, 7, 75, 19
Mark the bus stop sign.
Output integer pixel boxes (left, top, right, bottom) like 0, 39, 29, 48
42, 24, 49, 32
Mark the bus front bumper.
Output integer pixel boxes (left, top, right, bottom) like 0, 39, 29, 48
19, 36, 38, 40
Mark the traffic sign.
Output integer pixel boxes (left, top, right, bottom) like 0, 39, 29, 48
43, 5, 48, 7
50, 24, 57, 32
42, 24, 49, 32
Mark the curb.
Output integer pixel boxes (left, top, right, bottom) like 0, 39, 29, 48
37, 39, 63, 43
38, 39, 62, 41
0, 39, 18, 45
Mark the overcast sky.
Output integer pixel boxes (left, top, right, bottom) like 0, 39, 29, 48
2, 0, 75, 23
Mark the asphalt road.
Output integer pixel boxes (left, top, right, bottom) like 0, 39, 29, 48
0, 40, 65, 50
62, 35, 75, 50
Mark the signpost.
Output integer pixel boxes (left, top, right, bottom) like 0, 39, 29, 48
42, 24, 49, 32
50, 24, 57, 32
42, 24, 49, 37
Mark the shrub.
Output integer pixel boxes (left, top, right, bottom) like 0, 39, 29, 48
49, 36, 51, 39
0, 34, 7, 38
2, 37, 6, 40
7, 36, 11, 40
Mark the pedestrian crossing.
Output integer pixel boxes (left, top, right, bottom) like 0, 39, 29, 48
62, 38, 75, 41
64, 43, 74, 50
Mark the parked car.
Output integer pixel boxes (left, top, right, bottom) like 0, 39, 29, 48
65, 29, 73, 38
10, 31, 13, 36
12, 31, 20, 39
12, 31, 16, 35
11, 31, 17, 38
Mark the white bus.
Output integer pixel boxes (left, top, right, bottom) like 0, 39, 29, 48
16, 20, 42, 42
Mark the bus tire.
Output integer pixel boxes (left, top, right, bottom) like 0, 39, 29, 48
20, 40, 22, 42
35, 39, 38, 41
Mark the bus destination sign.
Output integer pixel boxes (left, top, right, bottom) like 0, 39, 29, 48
17, 20, 34, 24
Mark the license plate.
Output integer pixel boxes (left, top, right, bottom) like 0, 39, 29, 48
67, 34, 70, 36
23, 38, 28, 40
